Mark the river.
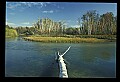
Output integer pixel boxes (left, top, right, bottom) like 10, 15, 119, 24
5, 37, 116, 78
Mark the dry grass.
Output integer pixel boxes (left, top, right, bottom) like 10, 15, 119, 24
23, 36, 109, 43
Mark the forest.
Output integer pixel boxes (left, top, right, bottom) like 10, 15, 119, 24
6, 10, 117, 40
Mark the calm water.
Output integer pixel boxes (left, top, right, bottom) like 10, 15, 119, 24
5, 37, 116, 78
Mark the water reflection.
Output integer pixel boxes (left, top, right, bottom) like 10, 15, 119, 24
6, 37, 18, 42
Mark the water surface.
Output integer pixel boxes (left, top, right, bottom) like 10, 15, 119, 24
5, 37, 116, 77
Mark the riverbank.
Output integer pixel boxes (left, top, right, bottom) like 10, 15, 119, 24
6, 28, 18, 38
22, 36, 116, 43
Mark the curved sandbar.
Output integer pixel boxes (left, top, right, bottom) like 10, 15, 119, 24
22, 36, 114, 43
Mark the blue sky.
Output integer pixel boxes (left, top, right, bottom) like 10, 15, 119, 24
6, 2, 117, 27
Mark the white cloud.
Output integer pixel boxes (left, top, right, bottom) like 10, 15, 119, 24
42, 10, 54, 13
6, 2, 51, 9
6, 21, 17, 27
20, 25, 33, 27
67, 20, 77, 23
6, 21, 15, 26
26, 25, 33, 27
6, 2, 22, 9
21, 22, 30, 25
6, 21, 32, 27
70, 25, 80, 27
6, 2, 65, 12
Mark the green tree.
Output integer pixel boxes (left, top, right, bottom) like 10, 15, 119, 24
6, 25, 18, 37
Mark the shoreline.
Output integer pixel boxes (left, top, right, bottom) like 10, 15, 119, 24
22, 36, 116, 43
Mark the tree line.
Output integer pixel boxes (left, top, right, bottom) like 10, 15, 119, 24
15, 18, 67, 36
7, 10, 117, 36
78, 10, 117, 35
33, 18, 66, 36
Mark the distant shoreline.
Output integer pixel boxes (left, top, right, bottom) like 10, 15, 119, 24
22, 36, 116, 43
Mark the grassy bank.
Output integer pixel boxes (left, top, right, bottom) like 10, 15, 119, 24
23, 36, 115, 43
75, 35, 116, 40
6, 28, 18, 38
